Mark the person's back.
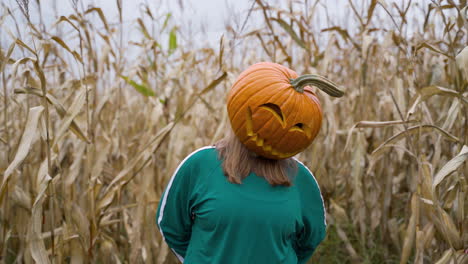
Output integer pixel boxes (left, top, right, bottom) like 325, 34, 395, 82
156, 146, 326, 264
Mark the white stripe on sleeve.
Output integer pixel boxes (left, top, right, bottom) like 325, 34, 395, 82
293, 158, 327, 227
157, 146, 215, 263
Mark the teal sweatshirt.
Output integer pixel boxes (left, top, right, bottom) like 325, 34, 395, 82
156, 146, 326, 264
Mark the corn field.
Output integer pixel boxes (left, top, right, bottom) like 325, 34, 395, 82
0, 0, 467, 263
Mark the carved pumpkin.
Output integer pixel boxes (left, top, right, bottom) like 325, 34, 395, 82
227, 62, 343, 159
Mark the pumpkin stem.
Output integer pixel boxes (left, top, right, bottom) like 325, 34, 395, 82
290, 74, 344, 97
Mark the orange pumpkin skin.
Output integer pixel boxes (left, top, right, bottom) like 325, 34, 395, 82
227, 62, 323, 159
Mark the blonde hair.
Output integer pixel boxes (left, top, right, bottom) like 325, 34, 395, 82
215, 131, 297, 187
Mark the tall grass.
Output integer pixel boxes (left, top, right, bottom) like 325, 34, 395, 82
0, 0, 467, 263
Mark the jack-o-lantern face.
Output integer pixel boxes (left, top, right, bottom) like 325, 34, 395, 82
227, 62, 343, 159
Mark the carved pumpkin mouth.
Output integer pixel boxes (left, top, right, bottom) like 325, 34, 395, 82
245, 105, 311, 159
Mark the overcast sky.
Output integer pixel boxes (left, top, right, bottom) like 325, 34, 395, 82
2, 0, 358, 45
2, 0, 433, 54
4, 0, 252, 42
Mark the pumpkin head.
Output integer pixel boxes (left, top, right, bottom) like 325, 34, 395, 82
227, 62, 343, 159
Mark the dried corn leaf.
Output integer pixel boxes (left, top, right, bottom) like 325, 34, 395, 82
15, 38, 36, 55
365, 0, 378, 26
96, 186, 117, 214
84, 7, 110, 32
456, 45, 468, 80
70, 239, 84, 264
12, 57, 35, 75
0, 42, 15, 72
55, 16, 80, 32
419, 86, 461, 100
434, 249, 453, 264
100, 121, 174, 212
420, 156, 434, 202
362, 34, 374, 57
35, 157, 48, 195
400, 194, 419, 264
137, 18, 152, 40
211, 107, 228, 144
372, 125, 461, 157
14, 87, 89, 143
71, 204, 90, 247
271, 18, 308, 51
345, 119, 417, 151
90, 142, 110, 182
433, 145, 468, 189
32, 59, 46, 91
52, 87, 87, 150
407, 86, 466, 118
0, 106, 44, 202
388, 218, 401, 250
416, 42, 453, 59
414, 230, 424, 264
321, 27, 358, 49
11, 185, 31, 210
65, 143, 85, 187
421, 224, 435, 249
156, 239, 170, 263
51, 36, 83, 64
28, 174, 51, 264
109, 121, 174, 188
442, 99, 460, 131
330, 199, 349, 224
199, 72, 227, 95
336, 225, 359, 261
434, 206, 463, 249
356, 119, 417, 128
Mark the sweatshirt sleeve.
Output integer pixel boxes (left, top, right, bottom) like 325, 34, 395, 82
293, 161, 327, 264
156, 149, 201, 263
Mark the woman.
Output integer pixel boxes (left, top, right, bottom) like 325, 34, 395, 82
156, 62, 343, 264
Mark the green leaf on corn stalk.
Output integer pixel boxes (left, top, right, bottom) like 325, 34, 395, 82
120, 75, 155, 97
169, 27, 177, 55
161, 13, 172, 32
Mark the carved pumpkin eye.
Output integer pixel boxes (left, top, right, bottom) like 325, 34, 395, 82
259, 103, 284, 125
290, 123, 312, 138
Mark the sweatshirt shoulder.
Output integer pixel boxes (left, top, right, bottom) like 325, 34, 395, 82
293, 158, 327, 226
180, 146, 218, 167
293, 158, 320, 188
